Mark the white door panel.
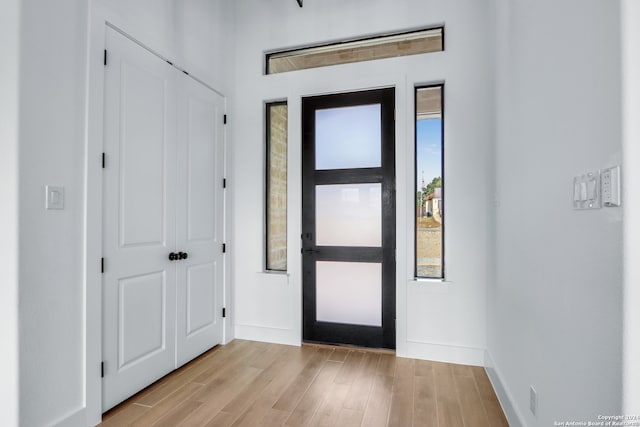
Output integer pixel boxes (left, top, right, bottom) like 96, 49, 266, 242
102, 27, 225, 411
186, 263, 216, 335
103, 27, 179, 411
186, 96, 217, 242
119, 61, 167, 247
118, 271, 167, 368
176, 77, 225, 367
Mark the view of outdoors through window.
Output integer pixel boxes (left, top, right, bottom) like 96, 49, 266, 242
415, 86, 443, 278
267, 27, 443, 74
266, 102, 288, 271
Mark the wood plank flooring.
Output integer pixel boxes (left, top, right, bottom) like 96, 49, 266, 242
100, 340, 509, 427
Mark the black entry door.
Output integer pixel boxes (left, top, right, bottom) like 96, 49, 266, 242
302, 88, 396, 349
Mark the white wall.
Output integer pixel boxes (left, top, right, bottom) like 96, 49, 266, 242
621, 0, 640, 415
9, 1, 232, 426
94, 0, 233, 92
230, 0, 494, 364
18, 2, 89, 425
0, 1, 21, 425
490, 0, 623, 425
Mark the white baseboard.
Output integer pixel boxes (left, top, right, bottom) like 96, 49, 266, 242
48, 406, 85, 427
404, 340, 485, 366
484, 350, 527, 427
235, 324, 301, 347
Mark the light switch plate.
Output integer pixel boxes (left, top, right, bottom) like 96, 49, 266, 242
601, 165, 621, 207
46, 185, 64, 210
573, 172, 600, 210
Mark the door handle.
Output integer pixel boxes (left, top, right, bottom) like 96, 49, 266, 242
301, 248, 319, 255
169, 252, 189, 261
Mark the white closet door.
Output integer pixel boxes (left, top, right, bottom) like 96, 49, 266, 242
102, 27, 180, 411
175, 76, 225, 366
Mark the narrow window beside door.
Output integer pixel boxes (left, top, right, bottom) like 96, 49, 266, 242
266, 101, 288, 271
415, 85, 444, 278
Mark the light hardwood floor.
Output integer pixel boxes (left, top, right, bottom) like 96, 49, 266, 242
100, 340, 509, 426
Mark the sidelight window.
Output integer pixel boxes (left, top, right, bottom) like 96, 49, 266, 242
266, 102, 288, 271
415, 85, 444, 278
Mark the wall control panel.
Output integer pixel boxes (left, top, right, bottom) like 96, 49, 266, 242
573, 166, 621, 210
45, 185, 65, 210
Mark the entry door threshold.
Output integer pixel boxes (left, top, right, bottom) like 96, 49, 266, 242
302, 341, 396, 356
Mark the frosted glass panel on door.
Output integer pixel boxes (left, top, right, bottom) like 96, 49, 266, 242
316, 261, 382, 326
315, 104, 381, 170
316, 183, 381, 247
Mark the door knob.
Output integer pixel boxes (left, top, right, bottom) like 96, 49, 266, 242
178, 252, 189, 260
168, 252, 178, 261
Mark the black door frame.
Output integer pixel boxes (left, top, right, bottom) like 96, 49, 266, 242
301, 87, 396, 349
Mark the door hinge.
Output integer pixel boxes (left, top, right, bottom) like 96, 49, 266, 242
101, 257, 104, 273
101, 362, 105, 378
222, 307, 226, 318
223, 178, 227, 189
222, 243, 226, 253
104, 50, 107, 66
223, 114, 227, 125
102, 152, 106, 168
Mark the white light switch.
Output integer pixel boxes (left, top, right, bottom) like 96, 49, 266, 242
580, 182, 588, 201
46, 186, 64, 210
573, 182, 581, 202
573, 172, 600, 210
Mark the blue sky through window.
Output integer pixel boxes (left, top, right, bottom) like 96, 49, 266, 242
416, 118, 442, 190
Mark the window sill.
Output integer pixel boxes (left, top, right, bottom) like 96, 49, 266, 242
411, 277, 452, 285
408, 278, 452, 294
260, 270, 289, 276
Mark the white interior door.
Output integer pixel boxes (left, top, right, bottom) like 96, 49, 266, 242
175, 77, 225, 367
102, 28, 180, 410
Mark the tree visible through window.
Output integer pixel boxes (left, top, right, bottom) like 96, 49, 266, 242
415, 85, 443, 278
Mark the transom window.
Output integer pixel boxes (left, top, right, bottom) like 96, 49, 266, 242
266, 27, 443, 74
